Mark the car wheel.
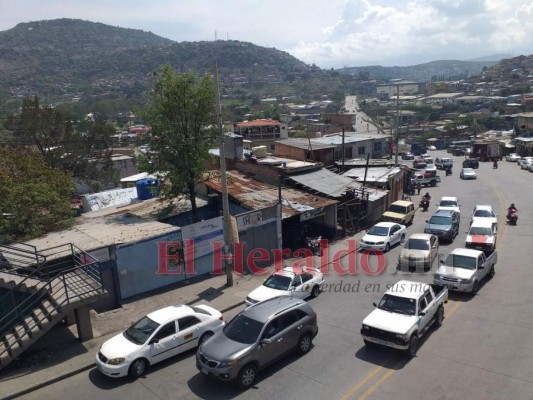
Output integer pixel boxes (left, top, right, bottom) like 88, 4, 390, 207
489, 265, 495, 278
297, 333, 313, 355
129, 358, 147, 378
199, 331, 214, 346
237, 364, 257, 389
406, 335, 419, 358
435, 306, 444, 328
311, 285, 320, 298
400, 234, 406, 244
385, 243, 390, 252
472, 280, 479, 294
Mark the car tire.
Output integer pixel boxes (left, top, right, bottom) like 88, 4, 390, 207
199, 331, 214, 347
311, 285, 320, 298
237, 363, 257, 389
435, 306, 444, 328
297, 333, 313, 355
489, 265, 495, 278
472, 280, 479, 294
406, 335, 419, 358
385, 243, 390, 252
129, 358, 147, 378
400, 234, 405, 244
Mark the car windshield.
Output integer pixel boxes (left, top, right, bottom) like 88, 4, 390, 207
429, 216, 452, 226
469, 227, 493, 236
404, 238, 429, 250
223, 314, 264, 344
446, 254, 477, 270
367, 225, 389, 236
263, 274, 292, 290
378, 294, 416, 316
387, 205, 407, 214
124, 316, 160, 345
439, 200, 457, 207
463, 168, 474, 173
474, 210, 494, 217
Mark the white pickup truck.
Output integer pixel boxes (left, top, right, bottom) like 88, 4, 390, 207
361, 280, 448, 358
433, 248, 497, 294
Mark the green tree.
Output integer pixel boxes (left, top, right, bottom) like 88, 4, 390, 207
0, 147, 75, 242
7, 97, 117, 192
141, 65, 217, 219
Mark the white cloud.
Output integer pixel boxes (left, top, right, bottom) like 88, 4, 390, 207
0, 0, 531, 68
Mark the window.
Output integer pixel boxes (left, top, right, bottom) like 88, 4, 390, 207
418, 298, 427, 313
301, 273, 313, 283
291, 275, 302, 287
280, 310, 305, 328
373, 142, 382, 151
154, 322, 176, 340
178, 316, 201, 331
358, 146, 366, 155
424, 291, 433, 306
263, 317, 283, 338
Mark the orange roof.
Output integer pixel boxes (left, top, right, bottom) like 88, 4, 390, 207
235, 119, 280, 127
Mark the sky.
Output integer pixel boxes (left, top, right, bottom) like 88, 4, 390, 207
1, 0, 532, 69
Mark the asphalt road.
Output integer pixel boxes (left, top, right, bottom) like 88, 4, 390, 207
20, 152, 533, 399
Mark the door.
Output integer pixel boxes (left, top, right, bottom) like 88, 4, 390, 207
256, 316, 291, 367
290, 274, 306, 299
279, 309, 309, 349
430, 236, 439, 265
177, 315, 203, 352
149, 321, 179, 364
389, 225, 401, 245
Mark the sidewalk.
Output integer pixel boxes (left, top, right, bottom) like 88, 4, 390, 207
0, 270, 267, 400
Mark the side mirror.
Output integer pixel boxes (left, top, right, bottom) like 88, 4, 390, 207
149, 338, 159, 345
372, 302, 377, 307
261, 338, 272, 345
419, 311, 426, 317
425, 220, 429, 223
479, 263, 485, 269
439, 260, 445, 264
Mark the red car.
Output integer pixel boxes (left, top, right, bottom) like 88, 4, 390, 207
413, 159, 427, 169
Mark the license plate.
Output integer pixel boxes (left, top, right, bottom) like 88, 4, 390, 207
201, 367, 209, 375
371, 338, 390, 346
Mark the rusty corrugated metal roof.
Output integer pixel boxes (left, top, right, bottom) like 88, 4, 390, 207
205, 170, 337, 218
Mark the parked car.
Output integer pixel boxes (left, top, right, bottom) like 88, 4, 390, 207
436, 196, 461, 214
413, 159, 427, 169
435, 157, 453, 169
96, 304, 225, 378
422, 155, 434, 165
434, 248, 497, 294
517, 157, 533, 168
506, 153, 521, 162
397, 233, 439, 272
465, 218, 497, 252
197, 296, 318, 389
425, 164, 437, 173
401, 152, 415, 160
359, 222, 407, 252
462, 158, 479, 169
460, 168, 477, 179
424, 209, 460, 242
427, 145, 437, 151
471, 205, 498, 231
245, 266, 324, 306
381, 200, 416, 225
361, 280, 448, 358
521, 158, 533, 170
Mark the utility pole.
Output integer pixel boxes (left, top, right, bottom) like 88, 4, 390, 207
213, 63, 233, 286
342, 127, 345, 171
395, 84, 400, 166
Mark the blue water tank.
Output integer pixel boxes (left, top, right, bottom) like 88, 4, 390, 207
136, 178, 160, 200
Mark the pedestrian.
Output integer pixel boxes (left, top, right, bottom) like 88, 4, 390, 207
416, 181, 422, 195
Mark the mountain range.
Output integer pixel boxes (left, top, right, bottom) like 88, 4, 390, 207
0, 19, 515, 116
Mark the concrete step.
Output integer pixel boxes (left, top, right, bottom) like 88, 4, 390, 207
0, 271, 47, 293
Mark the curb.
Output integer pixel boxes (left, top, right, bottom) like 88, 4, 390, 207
1, 299, 247, 400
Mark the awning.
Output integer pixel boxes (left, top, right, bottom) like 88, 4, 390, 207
288, 168, 361, 198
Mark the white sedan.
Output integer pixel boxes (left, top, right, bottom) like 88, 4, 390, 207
506, 153, 520, 162
246, 266, 324, 305
471, 205, 498, 231
359, 221, 407, 252
96, 304, 224, 378
460, 168, 477, 179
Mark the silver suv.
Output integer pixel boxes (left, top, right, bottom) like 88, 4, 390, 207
196, 296, 318, 389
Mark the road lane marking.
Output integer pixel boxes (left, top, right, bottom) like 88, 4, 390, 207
445, 299, 461, 319
357, 368, 396, 400
340, 366, 383, 400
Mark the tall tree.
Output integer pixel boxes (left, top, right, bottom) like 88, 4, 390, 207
141, 65, 217, 219
0, 147, 75, 242
7, 97, 117, 192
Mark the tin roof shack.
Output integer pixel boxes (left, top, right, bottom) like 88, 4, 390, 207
515, 137, 533, 157
202, 170, 338, 251
342, 166, 403, 204
274, 138, 336, 165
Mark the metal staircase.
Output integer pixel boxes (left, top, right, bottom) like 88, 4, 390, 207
0, 242, 106, 371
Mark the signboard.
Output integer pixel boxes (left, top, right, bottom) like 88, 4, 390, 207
236, 210, 263, 230
300, 207, 325, 222
181, 216, 224, 259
